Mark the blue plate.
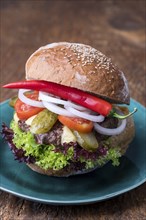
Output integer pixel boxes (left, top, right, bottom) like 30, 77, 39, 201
0, 99, 145, 205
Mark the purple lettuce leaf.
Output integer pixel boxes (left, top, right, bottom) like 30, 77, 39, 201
1, 123, 35, 163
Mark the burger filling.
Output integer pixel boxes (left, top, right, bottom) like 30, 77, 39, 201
2, 86, 135, 174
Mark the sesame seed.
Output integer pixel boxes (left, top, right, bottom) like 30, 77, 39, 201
69, 43, 116, 72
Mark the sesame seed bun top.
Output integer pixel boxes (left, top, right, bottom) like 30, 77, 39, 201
26, 42, 130, 104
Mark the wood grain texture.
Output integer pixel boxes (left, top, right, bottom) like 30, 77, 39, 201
0, 0, 146, 219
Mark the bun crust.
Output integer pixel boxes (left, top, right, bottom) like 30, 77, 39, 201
27, 163, 100, 177
26, 42, 130, 104
27, 115, 135, 177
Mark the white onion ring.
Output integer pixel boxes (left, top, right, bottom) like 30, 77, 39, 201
94, 119, 127, 136
42, 101, 75, 117
39, 91, 87, 111
18, 89, 44, 107
65, 106, 105, 122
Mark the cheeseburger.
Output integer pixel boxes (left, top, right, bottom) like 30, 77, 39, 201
2, 42, 136, 177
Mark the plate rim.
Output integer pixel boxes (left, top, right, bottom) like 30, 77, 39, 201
0, 98, 146, 205
1, 180, 146, 205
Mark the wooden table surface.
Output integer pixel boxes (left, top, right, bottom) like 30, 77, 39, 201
1, 1, 146, 219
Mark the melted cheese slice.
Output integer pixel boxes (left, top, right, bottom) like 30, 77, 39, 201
13, 113, 37, 125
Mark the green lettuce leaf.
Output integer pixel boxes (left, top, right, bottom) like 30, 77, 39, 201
10, 120, 121, 171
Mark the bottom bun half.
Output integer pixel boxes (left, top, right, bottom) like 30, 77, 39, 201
27, 163, 101, 177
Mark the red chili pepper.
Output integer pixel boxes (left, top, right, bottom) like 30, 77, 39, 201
3, 80, 137, 118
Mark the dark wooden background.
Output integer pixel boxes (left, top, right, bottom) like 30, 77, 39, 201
1, 0, 146, 219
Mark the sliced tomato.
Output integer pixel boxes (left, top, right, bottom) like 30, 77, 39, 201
58, 115, 93, 133
14, 91, 44, 120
